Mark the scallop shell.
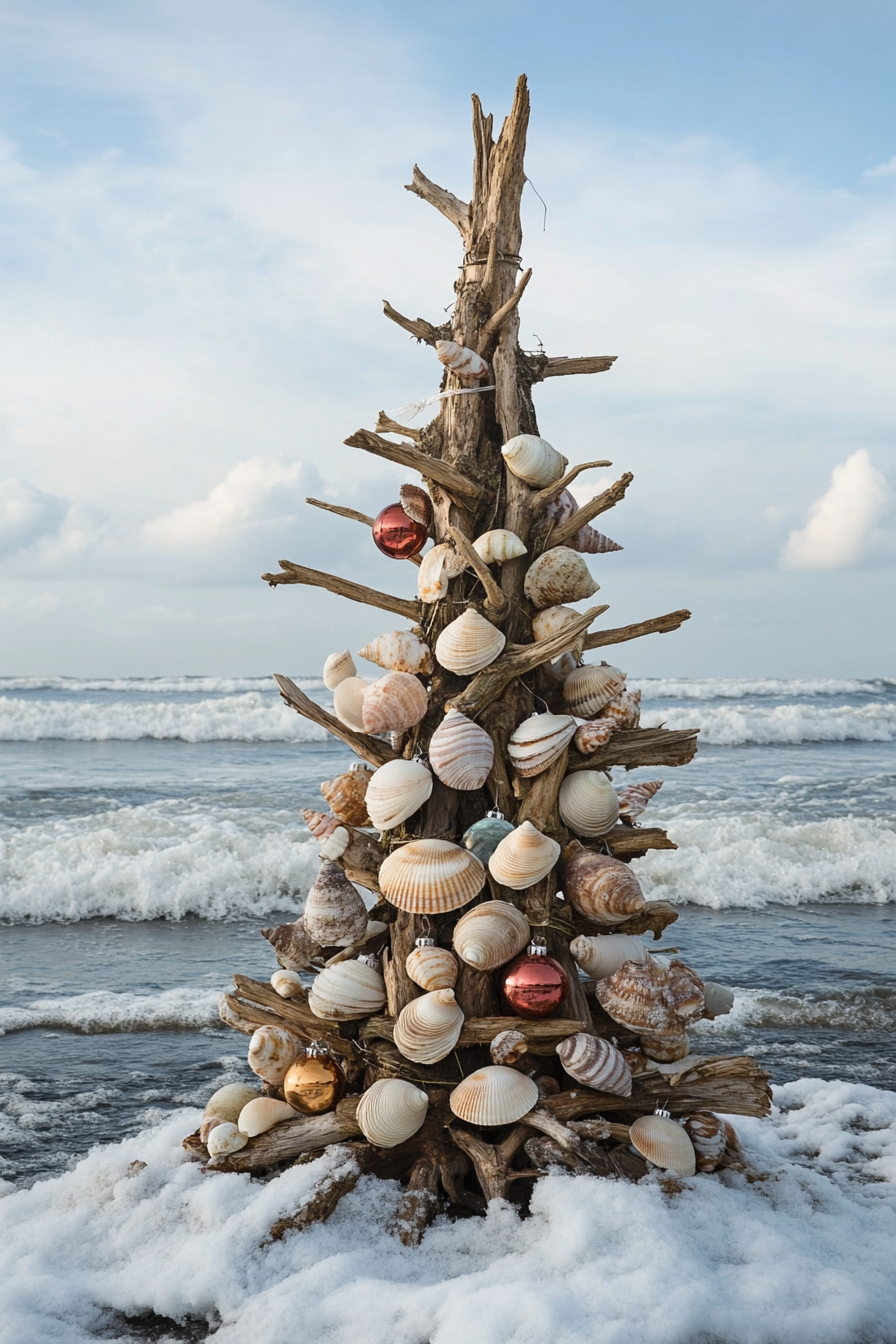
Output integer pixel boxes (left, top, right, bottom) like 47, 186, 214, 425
206, 1122, 248, 1158
405, 944, 459, 991
362, 671, 428, 735
573, 719, 615, 754
563, 848, 646, 923
319, 826, 349, 860
303, 860, 369, 947
436, 338, 489, 378
247, 1025, 302, 1084
428, 710, 494, 790
599, 687, 642, 730
237, 1097, 297, 1137
399, 483, 433, 529
308, 957, 387, 1020
508, 712, 576, 778
684, 1111, 727, 1173
490, 1029, 529, 1066
393, 987, 464, 1064
434, 609, 506, 676
558, 770, 620, 837
356, 1078, 429, 1147
555, 1033, 632, 1097
571, 524, 623, 554
452, 900, 530, 971
461, 815, 515, 865
596, 957, 705, 1034
333, 676, 369, 731
629, 1114, 696, 1176
472, 529, 527, 565
202, 1083, 259, 1124
322, 650, 356, 691
488, 821, 561, 890
261, 917, 322, 972
358, 630, 433, 676
365, 758, 433, 831
270, 969, 306, 998
563, 662, 626, 718
570, 933, 649, 980
524, 547, 599, 609
378, 839, 485, 914
702, 981, 735, 1019
531, 605, 585, 655
320, 765, 374, 827
502, 434, 567, 488
449, 1065, 539, 1126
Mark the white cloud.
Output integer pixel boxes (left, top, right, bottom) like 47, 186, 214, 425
865, 156, 896, 179
0, 478, 66, 559
780, 450, 891, 571
143, 457, 305, 550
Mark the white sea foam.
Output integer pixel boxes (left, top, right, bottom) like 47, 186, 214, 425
0, 676, 316, 695
641, 700, 896, 744
691, 986, 896, 1037
0, 988, 222, 1036
633, 676, 893, 700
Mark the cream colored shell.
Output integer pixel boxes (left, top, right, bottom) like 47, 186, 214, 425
449, 1065, 539, 1126
596, 957, 705, 1036
573, 719, 615, 755
358, 630, 433, 676
490, 1029, 528, 1066
303, 860, 369, 947
405, 944, 459, 991
428, 710, 495, 790
365, 758, 433, 831
202, 1083, 258, 1125
563, 661, 626, 718
599, 687, 642, 730
393, 988, 464, 1064
333, 676, 369, 731
452, 900, 530, 970
555, 1033, 633, 1097
562, 849, 646, 924
570, 934, 649, 981
362, 671, 429, 735
434, 609, 506, 676
558, 770, 620, 837
237, 1097, 297, 1137
531, 605, 585, 656
206, 1122, 248, 1157
247, 1025, 301, 1084
270, 969, 305, 998
472, 529, 527, 565
378, 838, 485, 914
302, 808, 340, 843
523, 548, 598, 609
436, 339, 489, 378
322, 650, 356, 691
629, 1114, 696, 1176
508, 712, 576, 778
488, 820, 561, 889
501, 434, 567, 488
308, 957, 387, 1020
417, 542, 467, 604
356, 1078, 429, 1147
320, 765, 373, 827
319, 826, 349, 860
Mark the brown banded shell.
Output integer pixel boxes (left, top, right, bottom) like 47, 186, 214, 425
365, 758, 433, 831
596, 957, 705, 1035
428, 710, 495, 790
322, 650, 356, 691
684, 1112, 728, 1173
502, 434, 567, 488
378, 839, 485, 914
523, 547, 599, 609
452, 900, 530, 971
393, 988, 464, 1064
472, 529, 527, 565
308, 957, 387, 1020
356, 1078, 429, 1147
202, 1083, 258, 1125
573, 719, 616, 754
570, 933, 649, 980
399, 483, 433, 529
206, 1123, 248, 1158
237, 1097, 297, 1137
320, 764, 373, 827
405, 943, 458, 992
434, 609, 506, 676
617, 778, 663, 821
261, 916, 322, 972
571, 523, 623, 554
599, 687, 642, 730
488, 820, 561, 890
436, 339, 489, 379
449, 1065, 539, 1126
508, 712, 577, 778
531, 605, 585, 656
490, 1029, 529, 1066
563, 661, 626, 717
639, 1030, 691, 1062
555, 1033, 632, 1097
302, 860, 369, 947
558, 770, 620, 837
247, 1025, 302, 1084
357, 630, 433, 676
302, 808, 339, 842
362, 671, 428, 735
629, 1114, 696, 1176
563, 848, 646, 923
333, 676, 369, 731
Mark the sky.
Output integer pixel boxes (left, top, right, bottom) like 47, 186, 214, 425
0, 0, 894, 677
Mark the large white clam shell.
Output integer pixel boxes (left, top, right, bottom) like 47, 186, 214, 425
247, 1025, 302, 1084
452, 900, 530, 970
405, 944, 459, 991
206, 1122, 248, 1157
365, 758, 433, 831
563, 661, 626, 717
362, 671, 428, 735
303, 860, 369, 947
502, 434, 567, 488
523, 547, 598, 609
237, 1097, 297, 1137
202, 1083, 259, 1124
358, 630, 433, 676
378, 838, 485, 914
434, 609, 506, 676
629, 1114, 696, 1176
436, 338, 489, 378
558, 770, 620, 837
472, 529, 527, 565
449, 1065, 538, 1126
333, 676, 369, 730
308, 957, 387, 1020
570, 934, 648, 980
393, 988, 464, 1064
531, 605, 585, 656
356, 1078, 429, 1147
555, 1032, 632, 1096
322, 650, 356, 691
428, 710, 495, 790
488, 820, 561, 890
508, 712, 576, 778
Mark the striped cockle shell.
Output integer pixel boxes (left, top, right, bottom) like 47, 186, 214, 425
502, 434, 567, 488
629, 1114, 696, 1176
261, 916, 322, 971
308, 957, 387, 1020
393, 988, 464, 1064
523, 547, 599, 609
599, 687, 641, 730
202, 1083, 258, 1125
399, 483, 433, 529
556, 1033, 632, 1097
490, 1029, 528, 1066
573, 719, 615, 755
270, 969, 305, 998
319, 826, 349, 860
563, 848, 646, 923
452, 900, 530, 971
364, 758, 433, 831
618, 779, 663, 820
405, 943, 458, 992
461, 815, 515, 866
436, 339, 489, 379
570, 933, 649, 980
508, 712, 576, 778
571, 523, 623, 554
684, 1112, 727, 1173
357, 630, 433, 676
563, 661, 626, 718
449, 1065, 539, 1126
472, 529, 527, 565
356, 1078, 429, 1148
558, 770, 620, 837
333, 676, 369, 731
488, 821, 561, 890
302, 860, 369, 947
322, 650, 356, 691
247, 1025, 302, 1084
362, 671, 428, 735
237, 1097, 297, 1137
531, 605, 585, 656
320, 764, 373, 827
378, 839, 485, 914
596, 957, 705, 1035
206, 1122, 248, 1158
428, 710, 494, 790
435, 609, 506, 676
702, 981, 735, 1019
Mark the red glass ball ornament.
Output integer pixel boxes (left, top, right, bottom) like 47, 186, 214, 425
372, 503, 428, 559
500, 945, 570, 1019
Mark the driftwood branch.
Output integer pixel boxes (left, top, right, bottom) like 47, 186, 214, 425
602, 825, 677, 858
381, 300, 438, 345
272, 674, 397, 768
544, 1056, 773, 1120
375, 412, 422, 443
343, 429, 486, 503
304, 497, 421, 566
447, 525, 507, 615
574, 899, 679, 942
530, 460, 615, 510
263, 562, 419, 622
539, 356, 618, 380
360, 1014, 584, 1051
547, 473, 634, 547
570, 726, 699, 772
583, 609, 691, 651
404, 165, 471, 238
480, 267, 532, 345
207, 1098, 363, 1173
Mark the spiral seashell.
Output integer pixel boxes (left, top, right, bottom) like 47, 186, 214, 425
364, 758, 433, 831
449, 1065, 539, 1126
558, 771, 620, 837
702, 981, 735, 1019
629, 1114, 696, 1176
405, 943, 458, 991
502, 434, 567, 488
261, 916, 322, 971
472, 529, 527, 565
599, 687, 641, 730
570, 933, 648, 980
358, 629, 433, 676
544, 487, 578, 525
399, 483, 433, 529
639, 1030, 690, 1062
247, 1025, 302, 1084
683, 1112, 727, 1173
555, 1033, 632, 1097
596, 957, 705, 1036
393, 988, 464, 1064
461, 814, 515, 865
206, 1122, 248, 1158
563, 661, 626, 718
428, 710, 494, 790
322, 650, 356, 691
378, 839, 485, 914
319, 826, 349, 860
563, 848, 646, 923
203, 1083, 258, 1125
452, 900, 530, 971
362, 671, 428, 735
320, 765, 373, 827
333, 676, 369, 730
508, 712, 576, 778
302, 809, 339, 842
488, 821, 561, 890
571, 523, 623, 554
237, 1097, 297, 1137
490, 1029, 528, 1066
531, 605, 585, 656
573, 719, 615, 754
270, 969, 305, 998
435, 609, 506, 676
436, 338, 489, 379
523, 547, 599, 609
308, 957, 387, 1020
356, 1078, 429, 1147
303, 860, 369, 947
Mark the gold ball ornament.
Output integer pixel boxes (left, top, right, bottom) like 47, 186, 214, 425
282, 1041, 346, 1115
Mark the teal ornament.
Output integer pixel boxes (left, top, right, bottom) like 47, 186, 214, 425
461, 810, 515, 866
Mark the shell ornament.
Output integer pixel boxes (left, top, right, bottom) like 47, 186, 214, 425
362, 671, 428, 735
502, 434, 567, 488
434, 609, 506, 676
555, 1033, 633, 1097
356, 1078, 429, 1148
488, 821, 561, 890
393, 987, 465, 1064
302, 860, 369, 948
449, 1066, 538, 1126
320, 764, 373, 827
563, 661, 626, 718
523, 547, 599, 609
436, 339, 489, 379
377, 838, 486, 914
452, 900, 530, 971
405, 939, 459, 992
558, 770, 620, 837
322, 650, 356, 691
508, 712, 576, 778
364, 758, 433, 831
563, 848, 647, 923
428, 710, 495, 791
358, 630, 433, 676
307, 956, 387, 1020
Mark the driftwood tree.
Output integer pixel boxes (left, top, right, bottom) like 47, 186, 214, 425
187, 76, 769, 1242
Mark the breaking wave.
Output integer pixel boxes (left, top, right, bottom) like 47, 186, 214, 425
642, 701, 896, 745
0, 988, 222, 1036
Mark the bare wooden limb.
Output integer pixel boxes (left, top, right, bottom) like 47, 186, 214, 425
227, 977, 356, 1060
208, 1098, 363, 1173
404, 165, 471, 238
448, 524, 508, 616
304, 497, 422, 567
343, 429, 486, 503
388, 1155, 441, 1245
573, 899, 680, 942
602, 825, 677, 859
544, 1056, 773, 1120
337, 824, 388, 894
531, 460, 615, 511
273, 674, 397, 768
381, 300, 438, 345
583, 608, 692, 651
539, 356, 618, 379
449, 1126, 526, 1202
375, 411, 422, 443
479, 267, 532, 345
547, 472, 634, 548
263, 563, 419, 622
570, 726, 699, 773
267, 1157, 362, 1239
360, 1014, 583, 1050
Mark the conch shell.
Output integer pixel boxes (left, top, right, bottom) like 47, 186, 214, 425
508, 712, 576, 777
319, 826, 349, 860
362, 671, 428, 735
378, 838, 485, 914
558, 770, 620, 837
320, 764, 373, 827
472, 529, 527, 565
393, 987, 464, 1064
452, 900, 530, 971
490, 1029, 529, 1066
237, 1097, 297, 1137
563, 848, 646, 924
556, 1033, 632, 1097
356, 1078, 429, 1147
247, 1025, 301, 1084
434, 609, 506, 676
428, 709, 494, 790
596, 957, 705, 1037
436, 338, 488, 378
322, 650, 356, 690
599, 687, 641, 730
531, 605, 585, 656
502, 434, 567, 488
308, 957, 387, 1020
523, 547, 598, 609
261, 916, 321, 971
405, 941, 458, 991
417, 542, 466, 603
683, 1111, 728, 1173
333, 676, 369, 730
629, 1113, 696, 1176
206, 1122, 248, 1158
573, 719, 615, 754
449, 1065, 538, 1126
365, 758, 433, 831
617, 778, 662, 820
399, 483, 433, 529
488, 820, 561, 889
302, 860, 369, 947
570, 933, 648, 980
358, 630, 433, 676
563, 661, 626, 717
270, 969, 305, 998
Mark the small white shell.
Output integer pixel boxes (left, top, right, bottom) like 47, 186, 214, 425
435, 609, 506, 676
524, 548, 598, 609
206, 1122, 248, 1157
356, 1078, 430, 1147
202, 1083, 259, 1124
270, 969, 306, 998
490, 1029, 528, 1066
247, 1025, 301, 1085
436, 338, 489, 378
472, 529, 527, 565
502, 434, 568, 488
333, 676, 369, 731
570, 934, 648, 980
378, 839, 485, 914
308, 958, 387, 1020
452, 900, 530, 970
365, 758, 433, 831
319, 825, 349, 860
358, 630, 433, 675
449, 1065, 538, 1126
531, 605, 585, 655
555, 1033, 632, 1097
488, 820, 561, 889
237, 1097, 297, 1137
629, 1114, 696, 1176
508, 712, 576, 778
563, 662, 626, 718
417, 542, 467, 604
405, 944, 459, 991
362, 671, 428, 735
303, 860, 369, 947
428, 710, 495, 790
322, 650, 356, 691
558, 771, 620, 837
393, 987, 464, 1064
